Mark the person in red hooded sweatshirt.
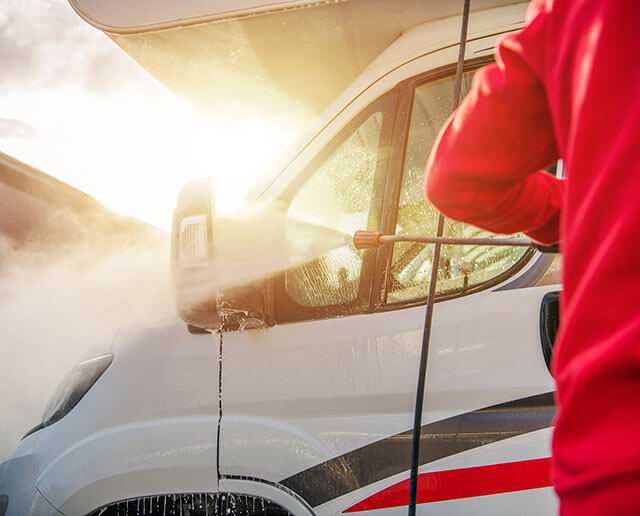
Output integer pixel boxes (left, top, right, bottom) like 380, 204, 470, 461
424, 0, 640, 514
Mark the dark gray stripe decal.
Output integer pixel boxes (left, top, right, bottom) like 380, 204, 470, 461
281, 392, 555, 507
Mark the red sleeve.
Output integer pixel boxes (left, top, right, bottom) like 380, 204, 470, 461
424, 6, 564, 245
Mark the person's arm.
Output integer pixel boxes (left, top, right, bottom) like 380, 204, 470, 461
425, 9, 564, 245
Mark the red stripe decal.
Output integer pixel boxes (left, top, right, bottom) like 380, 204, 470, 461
343, 457, 553, 513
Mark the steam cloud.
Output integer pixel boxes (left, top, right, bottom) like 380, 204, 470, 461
0, 232, 173, 460
0, 201, 354, 460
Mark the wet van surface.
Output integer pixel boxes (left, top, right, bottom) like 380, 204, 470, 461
0, 1, 563, 515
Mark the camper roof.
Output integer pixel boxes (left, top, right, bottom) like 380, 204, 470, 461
68, 0, 524, 118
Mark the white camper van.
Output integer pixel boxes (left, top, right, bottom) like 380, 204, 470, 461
0, 1, 562, 514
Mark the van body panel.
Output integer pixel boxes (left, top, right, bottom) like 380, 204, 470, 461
315, 428, 557, 515
31, 322, 220, 514
218, 477, 315, 515
68, 0, 522, 34
220, 286, 557, 509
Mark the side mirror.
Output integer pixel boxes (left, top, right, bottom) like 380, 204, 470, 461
170, 178, 274, 331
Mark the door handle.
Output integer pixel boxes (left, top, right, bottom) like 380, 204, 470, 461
540, 291, 561, 374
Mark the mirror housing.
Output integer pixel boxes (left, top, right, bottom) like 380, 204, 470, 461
170, 178, 274, 331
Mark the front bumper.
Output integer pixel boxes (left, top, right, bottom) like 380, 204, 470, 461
0, 435, 61, 516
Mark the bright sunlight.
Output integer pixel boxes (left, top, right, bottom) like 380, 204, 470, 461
0, 0, 306, 230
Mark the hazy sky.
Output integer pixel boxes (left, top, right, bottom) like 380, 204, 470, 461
0, 0, 296, 229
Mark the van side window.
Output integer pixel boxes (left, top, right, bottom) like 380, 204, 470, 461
387, 73, 530, 304
277, 93, 394, 320
286, 112, 383, 307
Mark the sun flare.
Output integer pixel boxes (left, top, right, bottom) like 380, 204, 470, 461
0, 0, 306, 232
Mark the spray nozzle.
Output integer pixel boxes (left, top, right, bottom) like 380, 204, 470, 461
353, 230, 385, 250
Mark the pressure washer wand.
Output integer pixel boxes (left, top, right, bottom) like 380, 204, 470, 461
353, 230, 560, 253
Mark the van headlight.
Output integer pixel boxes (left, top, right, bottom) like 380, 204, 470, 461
23, 354, 113, 438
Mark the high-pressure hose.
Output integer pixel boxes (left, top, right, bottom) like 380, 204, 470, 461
407, 2, 471, 514
354, 2, 470, 514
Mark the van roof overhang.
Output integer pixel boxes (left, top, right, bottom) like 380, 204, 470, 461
68, 0, 523, 118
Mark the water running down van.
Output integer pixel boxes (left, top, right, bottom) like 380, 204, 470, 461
0, 1, 562, 514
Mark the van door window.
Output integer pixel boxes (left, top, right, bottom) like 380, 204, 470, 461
277, 93, 394, 320
387, 73, 530, 304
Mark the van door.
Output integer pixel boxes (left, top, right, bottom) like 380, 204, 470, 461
218, 65, 557, 515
